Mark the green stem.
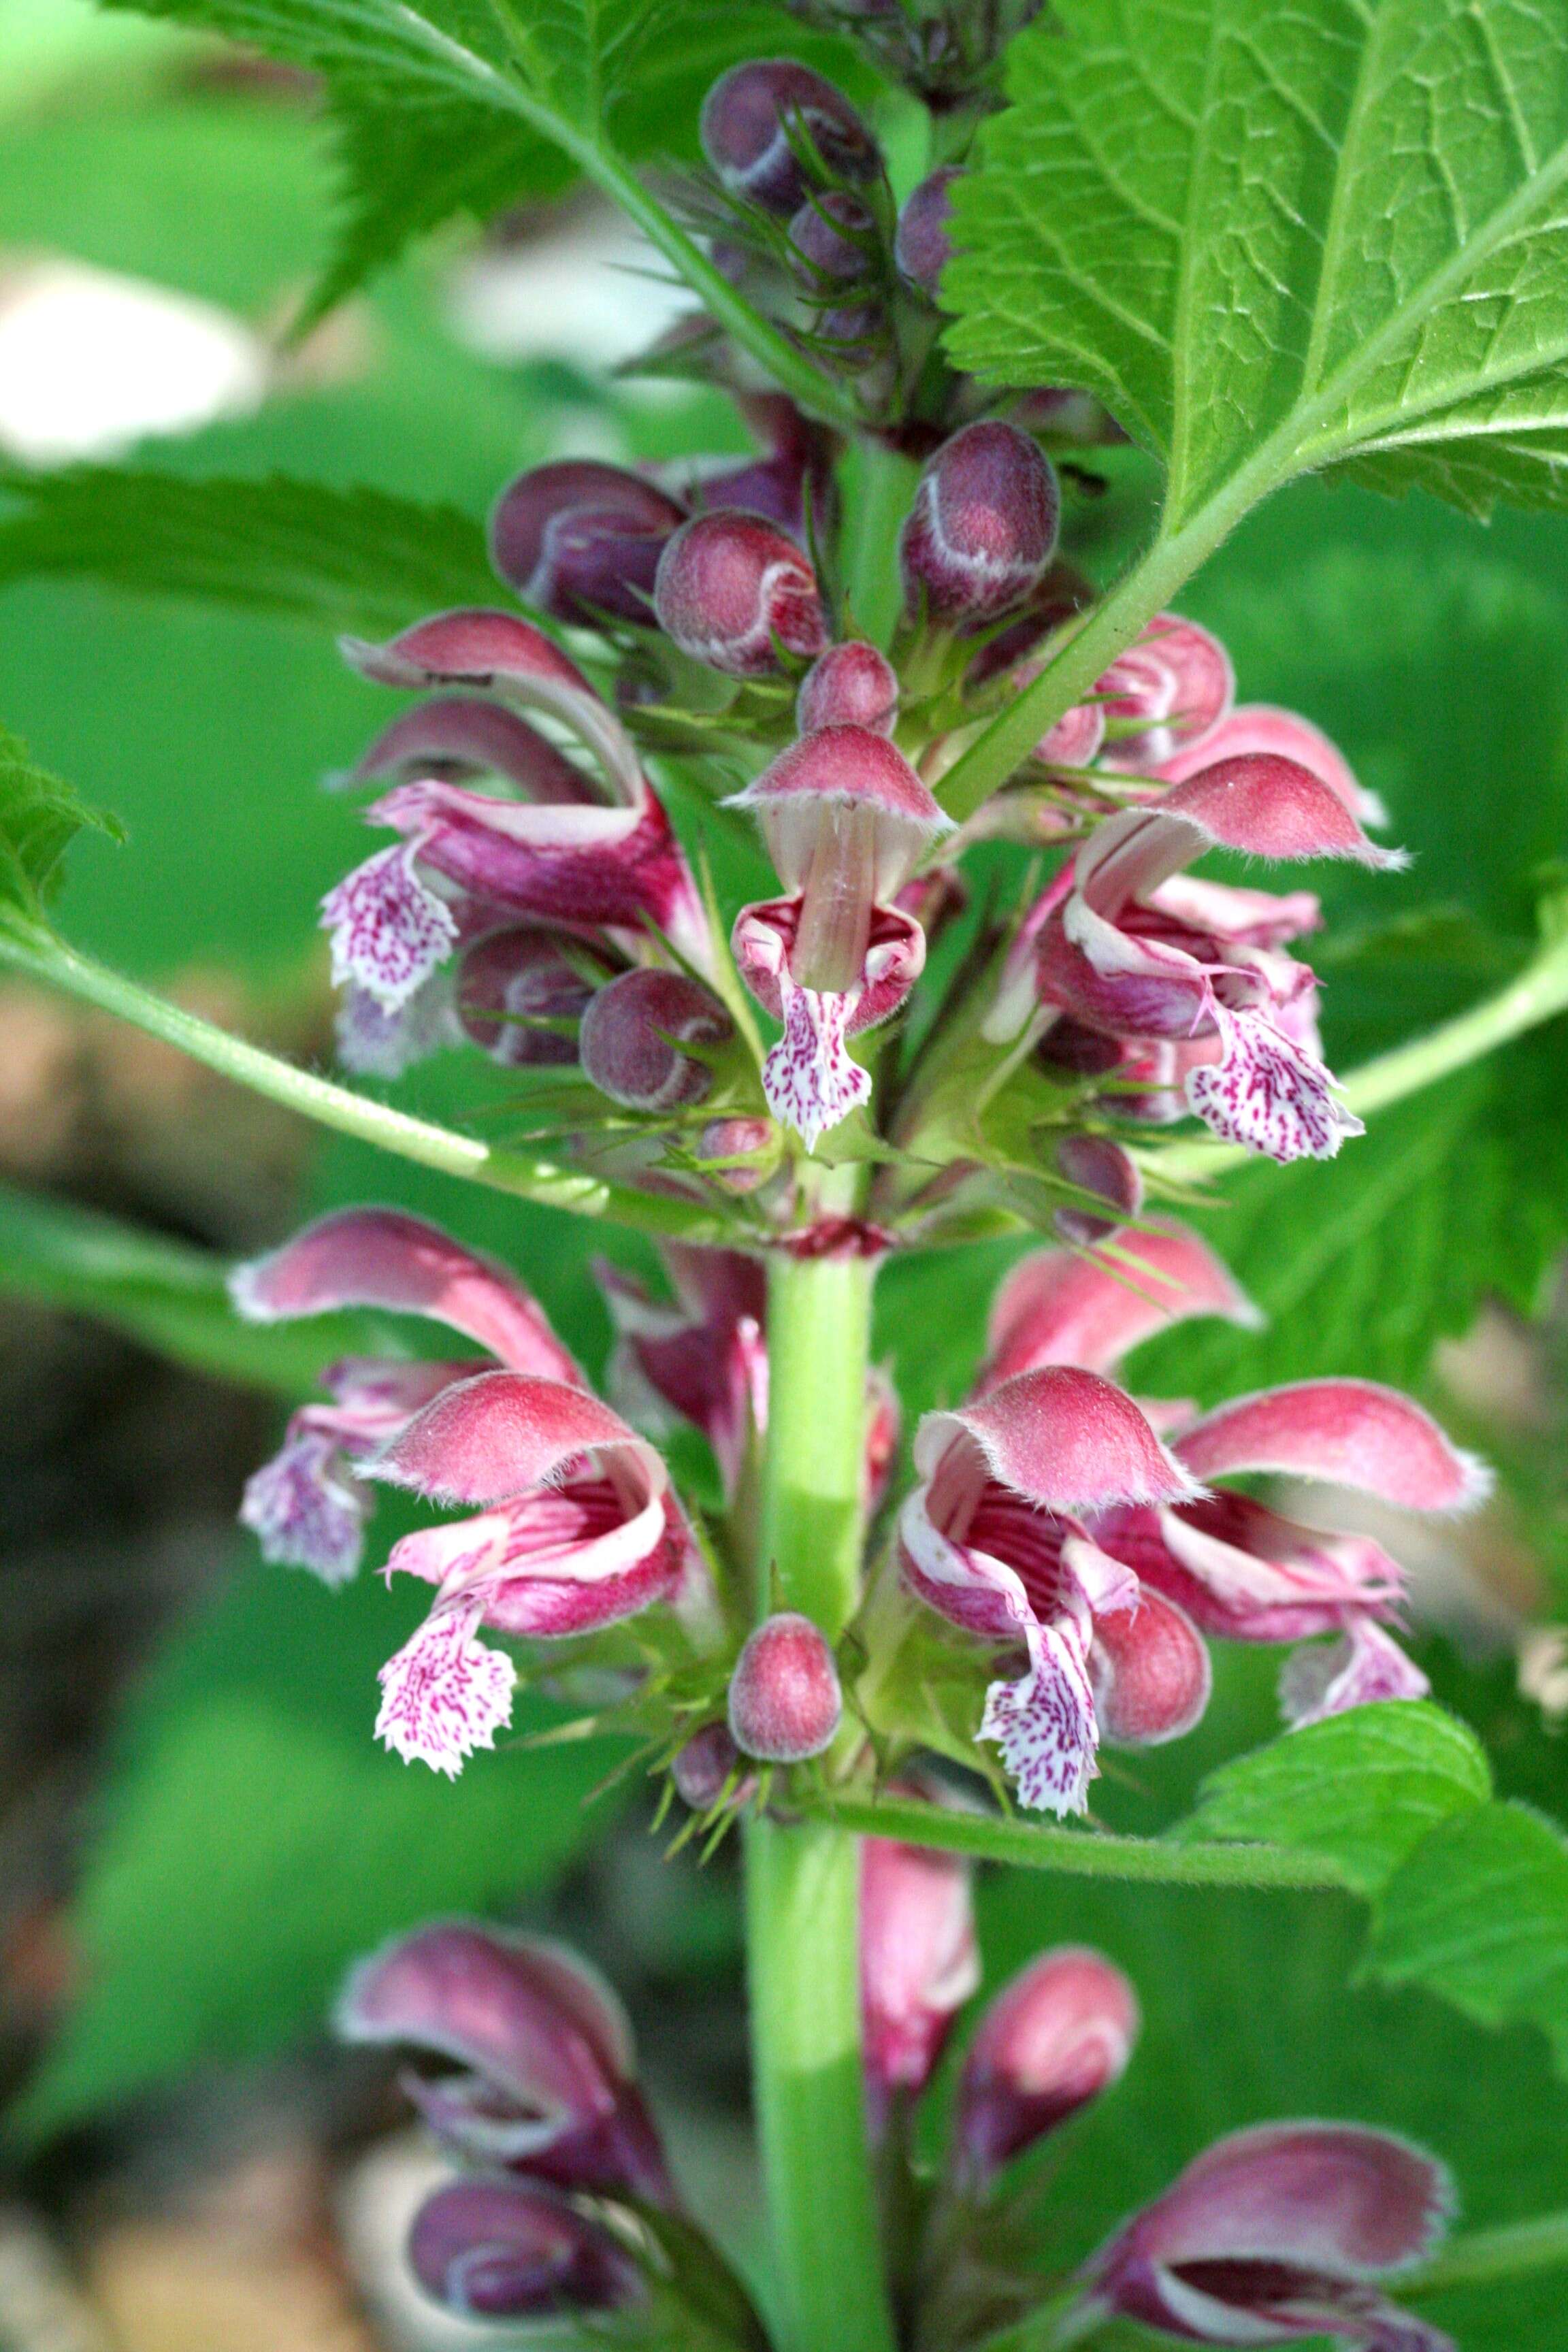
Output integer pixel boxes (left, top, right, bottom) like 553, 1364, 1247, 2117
1395, 2210, 1568, 2297
803, 1793, 1351, 1891
1149, 917, 1568, 1186
746, 1242, 894, 2352
840, 440, 923, 651
0, 926, 731, 1243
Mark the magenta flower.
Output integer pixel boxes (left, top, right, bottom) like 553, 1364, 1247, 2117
337, 1920, 674, 2206
320, 609, 709, 1059
232, 1209, 691, 1775
979, 1229, 1488, 1724
898, 1367, 1211, 1814
487, 458, 686, 627
1083, 2121, 1454, 2350
860, 1833, 979, 2129
407, 2178, 647, 2321
728, 725, 951, 1147
1094, 612, 1235, 772
992, 752, 1405, 1163
953, 1945, 1138, 2186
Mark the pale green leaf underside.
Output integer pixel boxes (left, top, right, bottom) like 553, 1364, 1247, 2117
947, 0, 1568, 523
0, 726, 124, 924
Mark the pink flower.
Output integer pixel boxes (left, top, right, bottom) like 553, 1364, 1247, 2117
953, 1945, 1138, 2186
336, 1921, 673, 2206
595, 1242, 898, 1512
1083, 2121, 1454, 2350
898, 1367, 1211, 1814
232, 1209, 690, 1775
860, 1835, 979, 2130
992, 753, 1405, 1163
979, 1228, 1488, 1725
320, 611, 708, 1051
728, 725, 951, 1147
1094, 612, 1234, 773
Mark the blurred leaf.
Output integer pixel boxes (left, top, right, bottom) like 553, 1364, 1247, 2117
13, 1558, 633, 2140
948, 0, 1568, 526
0, 468, 496, 634
1178, 1702, 1492, 1898
0, 1178, 389, 1399
969, 1865, 1568, 2351
1369, 1801, 1568, 2071
0, 723, 123, 926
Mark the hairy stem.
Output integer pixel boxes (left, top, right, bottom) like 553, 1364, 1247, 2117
0, 927, 732, 1242
747, 1240, 894, 2352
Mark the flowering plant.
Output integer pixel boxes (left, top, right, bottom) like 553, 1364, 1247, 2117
8, 0, 1568, 2345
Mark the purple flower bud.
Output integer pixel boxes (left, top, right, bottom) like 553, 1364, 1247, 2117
956, 1946, 1139, 2184
700, 60, 880, 216
578, 968, 734, 1111
789, 189, 877, 282
728, 1612, 842, 1761
860, 1835, 979, 2125
654, 510, 828, 676
1053, 1133, 1143, 1246
455, 927, 606, 1067
694, 395, 838, 542
797, 642, 899, 734
696, 1115, 781, 1192
895, 165, 962, 295
671, 1720, 744, 1808
408, 2179, 645, 2320
900, 421, 1060, 626
1085, 2123, 1455, 2351
489, 461, 685, 627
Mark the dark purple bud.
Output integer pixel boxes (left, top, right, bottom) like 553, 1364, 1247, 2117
900, 421, 1060, 626
489, 461, 686, 628
1038, 1018, 1132, 1079
654, 510, 827, 676
1053, 1133, 1143, 1246
579, 968, 734, 1110
728, 1612, 842, 1761
956, 1946, 1139, 2185
671, 1720, 744, 1809
408, 2179, 645, 2321
700, 60, 880, 216
797, 642, 899, 734
895, 165, 961, 295
789, 190, 877, 283
696, 1115, 782, 1192
697, 394, 840, 541
455, 927, 606, 1067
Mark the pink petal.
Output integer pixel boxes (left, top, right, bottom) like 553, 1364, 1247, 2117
983, 1221, 1259, 1387
914, 1367, 1202, 1514
230, 1209, 583, 1385
733, 896, 925, 1035
1132, 1494, 1407, 1642
956, 1946, 1139, 2177
1044, 892, 1217, 1040
1036, 700, 1106, 766
372, 1371, 662, 1509
1088, 1581, 1211, 1745
1175, 1380, 1490, 1512
350, 696, 597, 805
342, 609, 595, 698
1159, 702, 1386, 830
1157, 755, 1403, 869
1281, 1620, 1431, 1727
1186, 1003, 1362, 1162
1152, 873, 1322, 952
980, 1617, 1100, 1815
1096, 614, 1235, 773
597, 1249, 768, 1502
374, 1589, 516, 1775
320, 843, 458, 1010
860, 1837, 979, 2106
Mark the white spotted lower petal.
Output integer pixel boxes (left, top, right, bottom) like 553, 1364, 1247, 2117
762, 969, 870, 1151
375, 1588, 517, 1776
1279, 1618, 1430, 1728
321, 840, 458, 1011
1186, 1004, 1362, 1164
240, 1428, 369, 1587
979, 1618, 1100, 1816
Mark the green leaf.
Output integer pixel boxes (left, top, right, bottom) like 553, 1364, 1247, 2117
0, 467, 497, 634
947, 0, 1568, 529
1369, 1801, 1568, 2070
1178, 1702, 1492, 1898
0, 1179, 392, 1400
0, 724, 123, 927
12, 1560, 633, 2140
